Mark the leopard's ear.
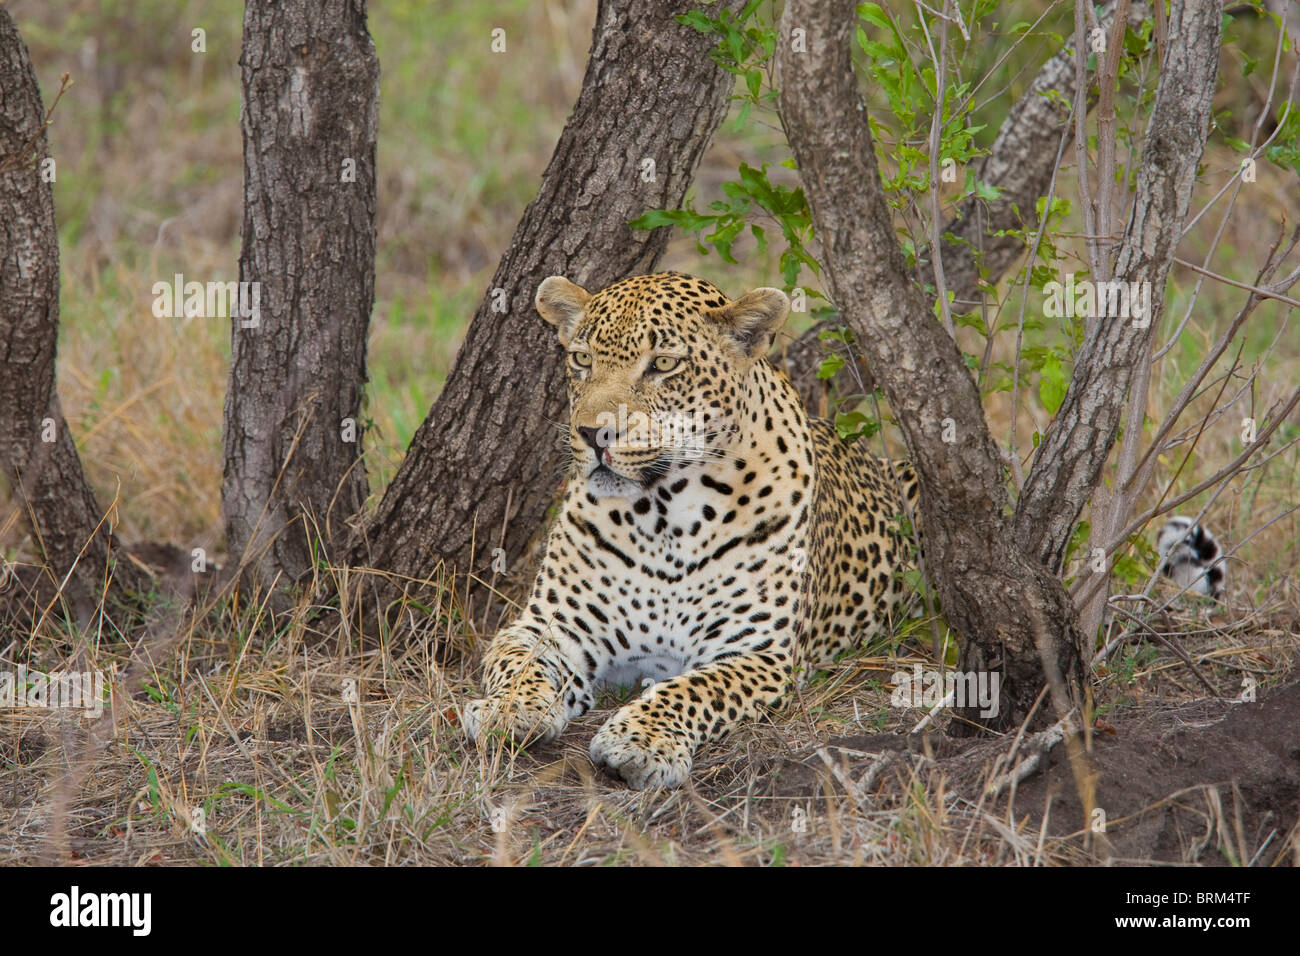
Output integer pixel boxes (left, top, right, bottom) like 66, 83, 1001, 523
708, 287, 790, 358
536, 276, 591, 347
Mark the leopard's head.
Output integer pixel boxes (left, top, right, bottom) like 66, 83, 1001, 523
536, 272, 789, 499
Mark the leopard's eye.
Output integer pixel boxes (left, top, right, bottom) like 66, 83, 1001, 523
652, 355, 681, 373
569, 350, 592, 369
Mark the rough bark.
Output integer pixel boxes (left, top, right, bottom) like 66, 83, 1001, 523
0, 9, 146, 616
778, 0, 1086, 730
222, 0, 378, 594
777, 0, 1150, 411
1011, 0, 1223, 573
356, 0, 748, 616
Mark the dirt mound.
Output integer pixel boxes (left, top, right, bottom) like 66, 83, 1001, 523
760, 681, 1299, 865
1017, 681, 1298, 864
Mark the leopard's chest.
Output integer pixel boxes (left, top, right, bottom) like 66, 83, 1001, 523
561, 475, 808, 685
583, 559, 765, 689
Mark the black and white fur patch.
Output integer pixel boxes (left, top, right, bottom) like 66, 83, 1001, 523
1156, 516, 1225, 598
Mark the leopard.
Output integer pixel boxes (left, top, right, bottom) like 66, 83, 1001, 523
1156, 516, 1226, 599
463, 271, 919, 789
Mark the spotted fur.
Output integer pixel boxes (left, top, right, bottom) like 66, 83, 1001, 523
463, 272, 919, 788
1156, 516, 1225, 598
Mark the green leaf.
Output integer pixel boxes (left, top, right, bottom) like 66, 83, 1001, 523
953, 311, 987, 336
817, 352, 846, 379
628, 209, 680, 230
1035, 194, 1071, 222
726, 27, 746, 66
628, 207, 716, 233
834, 410, 880, 442
1065, 520, 1091, 562
1112, 552, 1146, 588
675, 10, 715, 34
731, 98, 754, 131
1038, 351, 1068, 414
857, 3, 892, 31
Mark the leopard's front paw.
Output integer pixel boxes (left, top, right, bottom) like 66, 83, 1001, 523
462, 694, 566, 747
589, 713, 692, 790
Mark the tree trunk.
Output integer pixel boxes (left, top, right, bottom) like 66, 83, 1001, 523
778, 0, 1086, 730
1012, 0, 1223, 574
779, 0, 1223, 731
355, 0, 747, 619
222, 0, 378, 596
776, 0, 1150, 411
0, 8, 147, 621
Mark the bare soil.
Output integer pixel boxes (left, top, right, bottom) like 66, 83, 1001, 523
761, 680, 1300, 865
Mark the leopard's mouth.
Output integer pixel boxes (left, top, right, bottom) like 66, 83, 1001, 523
587, 458, 662, 482
584, 453, 670, 496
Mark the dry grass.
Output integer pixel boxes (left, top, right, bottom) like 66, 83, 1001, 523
1, 545, 1295, 866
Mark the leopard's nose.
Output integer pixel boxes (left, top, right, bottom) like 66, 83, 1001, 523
578, 426, 605, 451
